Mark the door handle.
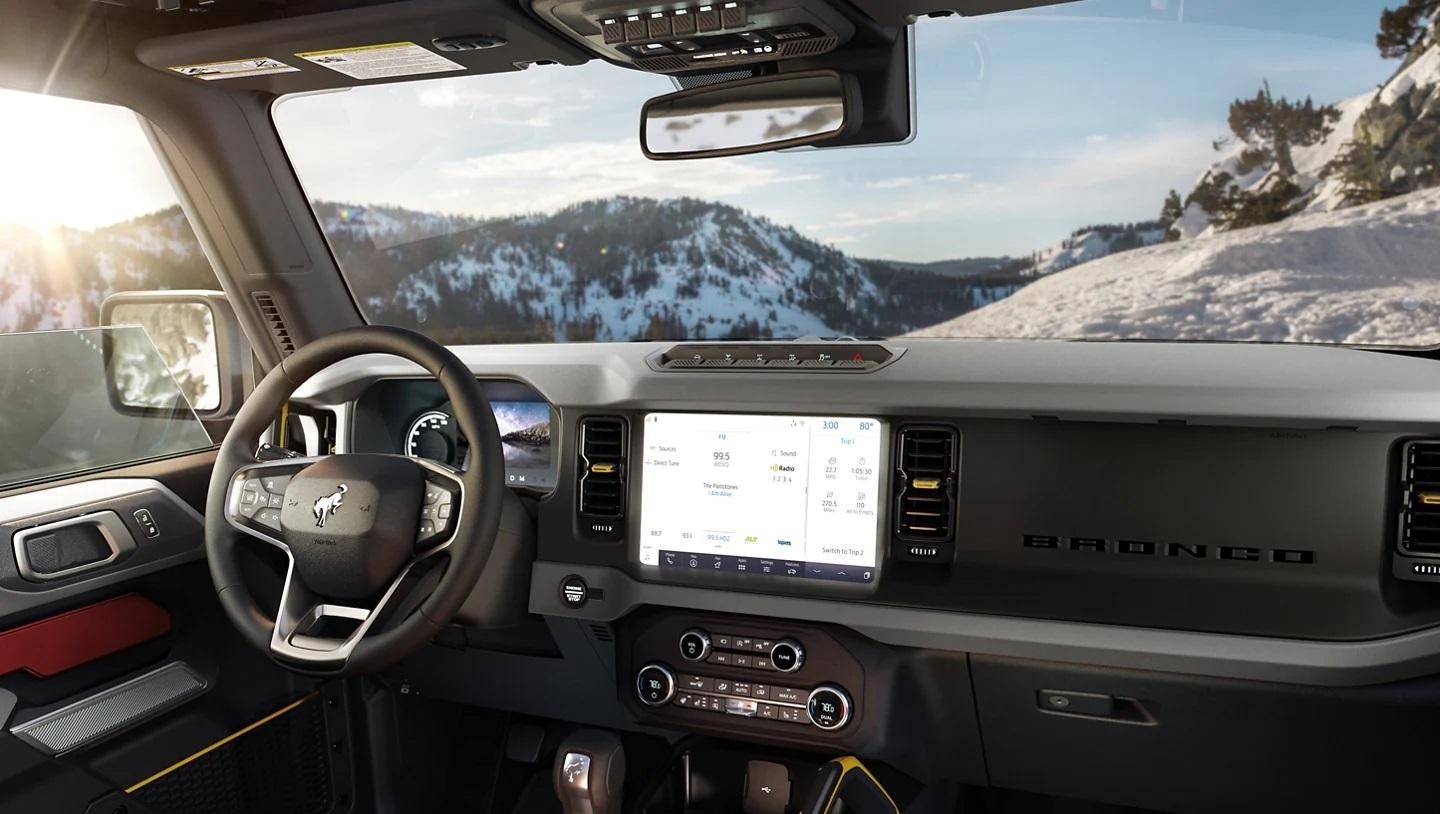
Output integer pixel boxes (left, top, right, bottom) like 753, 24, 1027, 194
12, 510, 136, 581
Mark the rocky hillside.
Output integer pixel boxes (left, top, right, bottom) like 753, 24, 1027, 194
320, 197, 1030, 343
1168, 18, 1440, 238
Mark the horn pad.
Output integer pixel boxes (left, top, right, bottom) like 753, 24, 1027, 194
281, 455, 424, 600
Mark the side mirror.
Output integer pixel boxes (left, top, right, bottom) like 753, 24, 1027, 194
100, 290, 249, 419
641, 70, 861, 160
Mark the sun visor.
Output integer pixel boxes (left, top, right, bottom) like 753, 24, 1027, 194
135, 0, 589, 95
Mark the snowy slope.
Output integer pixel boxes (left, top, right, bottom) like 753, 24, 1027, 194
910, 187, 1440, 346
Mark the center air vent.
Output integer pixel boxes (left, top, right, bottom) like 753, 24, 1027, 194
1400, 441, 1440, 556
892, 425, 959, 564
578, 417, 627, 540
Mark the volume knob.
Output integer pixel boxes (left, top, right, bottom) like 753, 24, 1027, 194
678, 628, 712, 662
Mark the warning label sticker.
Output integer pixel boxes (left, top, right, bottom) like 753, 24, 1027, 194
169, 57, 301, 81
295, 42, 464, 80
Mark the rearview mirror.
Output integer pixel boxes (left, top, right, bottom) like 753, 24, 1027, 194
641, 70, 860, 160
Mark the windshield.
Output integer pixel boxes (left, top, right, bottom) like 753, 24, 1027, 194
274, 1, 1440, 346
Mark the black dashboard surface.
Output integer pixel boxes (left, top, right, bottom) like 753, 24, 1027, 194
302, 340, 1440, 656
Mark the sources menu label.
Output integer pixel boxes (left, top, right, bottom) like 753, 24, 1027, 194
639, 413, 883, 581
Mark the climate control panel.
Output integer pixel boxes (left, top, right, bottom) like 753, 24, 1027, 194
620, 612, 871, 745
635, 661, 853, 731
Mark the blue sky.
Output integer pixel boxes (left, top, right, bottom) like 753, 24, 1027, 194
275, 0, 1399, 262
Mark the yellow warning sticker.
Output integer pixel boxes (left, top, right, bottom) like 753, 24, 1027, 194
168, 57, 300, 81
295, 42, 464, 81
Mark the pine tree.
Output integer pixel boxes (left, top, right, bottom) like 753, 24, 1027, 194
1227, 82, 1340, 177
1378, 0, 1439, 59
1159, 190, 1185, 242
1326, 140, 1388, 207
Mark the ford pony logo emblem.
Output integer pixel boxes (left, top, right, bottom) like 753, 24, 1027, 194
313, 484, 349, 528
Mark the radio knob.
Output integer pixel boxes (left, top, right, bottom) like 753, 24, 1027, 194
769, 639, 805, 673
636, 663, 677, 706
807, 684, 853, 731
678, 628, 712, 662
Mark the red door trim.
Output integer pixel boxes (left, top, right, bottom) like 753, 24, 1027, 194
0, 594, 171, 678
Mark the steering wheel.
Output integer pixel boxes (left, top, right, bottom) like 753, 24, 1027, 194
205, 326, 505, 675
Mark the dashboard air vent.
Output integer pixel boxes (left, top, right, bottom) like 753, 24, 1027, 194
1400, 442, 1440, 556
578, 417, 627, 540
892, 425, 960, 564
251, 292, 295, 356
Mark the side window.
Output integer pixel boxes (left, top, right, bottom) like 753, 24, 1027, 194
0, 88, 222, 488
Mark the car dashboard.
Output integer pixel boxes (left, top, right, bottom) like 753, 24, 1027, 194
296, 338, 1440, 813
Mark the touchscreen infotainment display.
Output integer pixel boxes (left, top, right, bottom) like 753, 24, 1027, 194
638, 414, 885, 585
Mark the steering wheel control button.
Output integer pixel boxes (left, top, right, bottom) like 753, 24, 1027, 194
560, 575, 589, 608
254, 508, 282, 530
417, 483, 456, 544
806, 685, 853, 731
261, 475, 292, 495
636, 663, 677, 706
679, 628, 712, 661
769, 639, 804, 673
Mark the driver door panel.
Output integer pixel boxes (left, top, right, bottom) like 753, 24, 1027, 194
0, 451, 339, 814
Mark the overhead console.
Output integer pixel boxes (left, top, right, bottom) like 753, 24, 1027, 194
530, 0, 856, 73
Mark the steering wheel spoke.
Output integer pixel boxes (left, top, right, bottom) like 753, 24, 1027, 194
269, 549, 441, 669
223, 456, 328, 551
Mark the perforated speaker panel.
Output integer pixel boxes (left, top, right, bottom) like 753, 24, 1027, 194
10, 661, 207, 754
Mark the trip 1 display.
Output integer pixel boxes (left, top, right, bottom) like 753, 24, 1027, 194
638, 413, 885, 584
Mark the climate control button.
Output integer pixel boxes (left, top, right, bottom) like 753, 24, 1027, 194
769, 639, 805, 673
807, 684, 853, 731
636, 663, 677, 706
679, 628, 712, 661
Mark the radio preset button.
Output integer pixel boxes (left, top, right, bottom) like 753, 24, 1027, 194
679, 629, 712, 661
770, 640, 804, 673
636, 663, 677, 706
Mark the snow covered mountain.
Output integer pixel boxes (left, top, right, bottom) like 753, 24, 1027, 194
322, 197, 1028, 343
1007, 221, 1167, 277
911, 186, 1440, 346
0, 210, 213, 333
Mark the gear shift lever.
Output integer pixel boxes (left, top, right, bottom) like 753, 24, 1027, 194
554, 730, 626, 814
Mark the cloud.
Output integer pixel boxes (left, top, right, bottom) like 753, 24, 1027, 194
416, 86, 566, 127
442, 140, 818, 216
863, 172, 973, 190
